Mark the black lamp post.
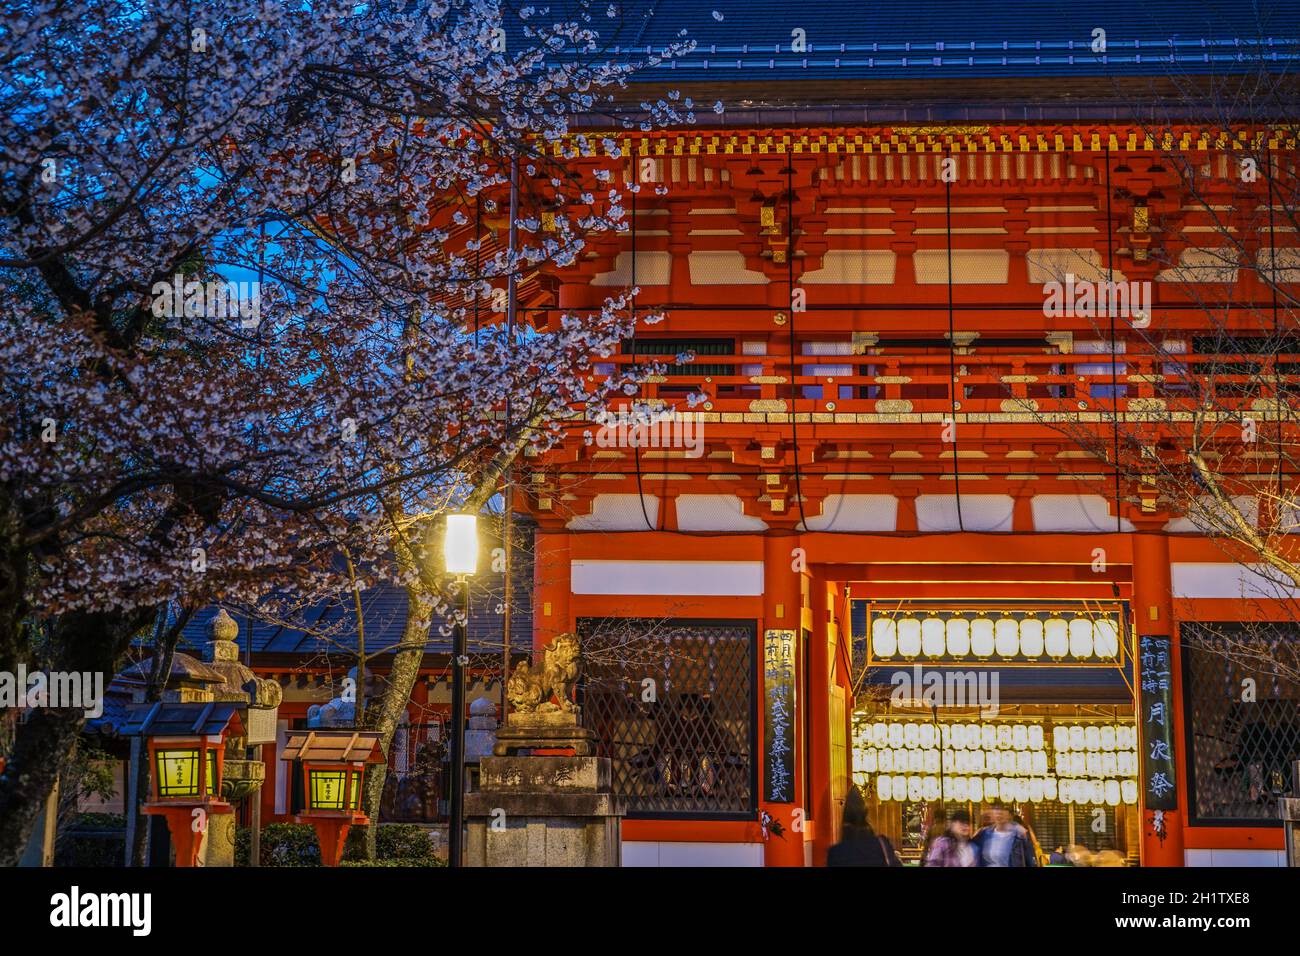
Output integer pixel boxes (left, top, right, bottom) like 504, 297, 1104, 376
444, 513, 478, 868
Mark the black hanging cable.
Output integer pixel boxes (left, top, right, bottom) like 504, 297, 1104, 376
944, 160, 965, 531
1104, 144, 1123, 532
1266, 146, 1285, 507
629, 145, 658, 532
787, 156, 810, 531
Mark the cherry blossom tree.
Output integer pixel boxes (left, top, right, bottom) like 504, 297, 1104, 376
0, 0, 692, 864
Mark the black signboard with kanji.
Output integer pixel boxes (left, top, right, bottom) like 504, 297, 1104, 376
1138, 634, 1178, 811
763, 628, 797, 803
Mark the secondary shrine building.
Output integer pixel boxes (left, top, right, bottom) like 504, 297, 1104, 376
513, 6, 1300, 866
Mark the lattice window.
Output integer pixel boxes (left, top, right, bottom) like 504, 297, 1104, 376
577, 618, 756, 818
1182, 623, 1300, 823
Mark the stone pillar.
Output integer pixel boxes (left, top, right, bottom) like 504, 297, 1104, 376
464, 713, 622, 866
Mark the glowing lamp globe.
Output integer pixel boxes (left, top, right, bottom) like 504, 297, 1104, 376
443, 513, 479, 576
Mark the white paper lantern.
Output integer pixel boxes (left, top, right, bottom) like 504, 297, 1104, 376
1045, 614, 1069, 659
1069, 617, 1095, 659
1058, 779, 1074, 804
996, 725, 1012, 750
1014, 778, 1030, 802
1029, 778, 1045, 802
1016, 752, 1033, 775
970, 615, 995, 658
946, 616, 971, 657
919, 723, 938, 749
1116, 725, 1135, 750
903, 723, 920, 748
1092, 779, 1107, 804
872, 722, 889, 747
1000, 777, 1017, 801
1085, 752, 1102, 777
897, 616, 922, 659
888, 724, 904, 748
1044, 777, 1058, 800
1093, 618, 1120, 659
924, 750, 941, 774
1069, 725, 1086, 751
922, 616, 947, 657
923, 776, 941, 800
1053, 726, 1070, 752
951, 724, 968, 749
1069, 753, 1086, 776
862, 749, 878, 773
984, 777, 999, 800
1100, 726, 1117, 751
1084, 725, 1101, 751
1116, 752, 1135, 776
1121, 780, 1138, 804
1029, 725, 1045, 750
1012, 725, 1029, 751
995, 615, 1020, 658
907, 776, 924, 802
981, 725, 997, 751
968, 777, 984, 802
871, 617, 898, 658
877, 749, 893, 772
1019, 615, 1045, 658
1031, 751, 1048, 775
908, 750, 924, 773
970, 749, 985, 773
876, 775, 893, 801
1101, 753, 1118, 777
999, 751, 1017, 774
953, 777, 970, 801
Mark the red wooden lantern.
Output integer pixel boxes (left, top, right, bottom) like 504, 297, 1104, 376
280, 730, 384, 866
124, 701, 243, 867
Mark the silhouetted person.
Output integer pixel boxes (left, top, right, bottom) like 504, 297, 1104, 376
827, 786, 902, 867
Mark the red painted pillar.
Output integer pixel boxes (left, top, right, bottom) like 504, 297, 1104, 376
1131, 531, 1186, 866
761, 534, 806, 866
534, 530, 572, 652
808, 576, 834, 866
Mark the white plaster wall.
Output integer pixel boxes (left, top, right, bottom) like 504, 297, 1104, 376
623, 841, 765, 867
571, 560, 764, 596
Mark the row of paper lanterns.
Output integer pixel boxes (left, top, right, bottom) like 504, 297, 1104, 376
870, 614, 1121, 660
854, 721, 1136, 753
853, 747, 1138, 779
862, 774, 1139, 805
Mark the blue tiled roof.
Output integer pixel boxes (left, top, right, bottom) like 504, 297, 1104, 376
538, 0, 1300, 81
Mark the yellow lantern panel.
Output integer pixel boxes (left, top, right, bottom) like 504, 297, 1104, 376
309, 768, 364, 811
155, 748, 218, 799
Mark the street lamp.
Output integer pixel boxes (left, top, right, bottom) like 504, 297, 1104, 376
444, 511, 478, 868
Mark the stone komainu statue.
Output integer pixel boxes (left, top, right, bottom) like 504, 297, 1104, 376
507, 633, 580, 714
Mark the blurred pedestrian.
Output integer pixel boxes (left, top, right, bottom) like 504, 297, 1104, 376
924, 808, 977, 867
971, 804, 1038, 867
827, 785, 903, 866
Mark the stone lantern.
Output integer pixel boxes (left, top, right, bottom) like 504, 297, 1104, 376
199, 609, 282, 865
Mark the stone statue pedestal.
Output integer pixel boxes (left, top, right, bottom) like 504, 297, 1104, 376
466, 713, 622, 867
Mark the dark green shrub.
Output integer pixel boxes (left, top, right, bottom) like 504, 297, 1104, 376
235, 823, 320, 867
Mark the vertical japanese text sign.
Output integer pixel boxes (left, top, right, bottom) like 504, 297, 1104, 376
763, 629, 797, 803
1138, 635, 1178, 811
